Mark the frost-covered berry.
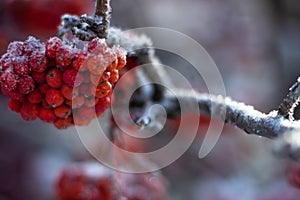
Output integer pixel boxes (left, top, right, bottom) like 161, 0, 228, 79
1, 72, 18, 92
46, 37, 62, 58
29, 52, 48, 72
18, 75, 35, 94
56, 46, 73, 68
13, 56, 30, 76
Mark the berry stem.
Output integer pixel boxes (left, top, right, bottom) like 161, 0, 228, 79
95, 0, 111, 38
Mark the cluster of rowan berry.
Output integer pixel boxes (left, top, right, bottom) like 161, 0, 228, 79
56, 162, 167, 200
0, 36, 126, 129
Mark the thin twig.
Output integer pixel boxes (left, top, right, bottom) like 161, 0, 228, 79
94, 0, 111, 38
278, 77, 300, 120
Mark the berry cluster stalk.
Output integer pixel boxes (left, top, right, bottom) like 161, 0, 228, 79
95, 0, 111, 38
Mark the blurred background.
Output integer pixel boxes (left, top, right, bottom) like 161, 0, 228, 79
0, 0, 300, 199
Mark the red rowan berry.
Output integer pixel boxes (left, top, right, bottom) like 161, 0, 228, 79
54, 117, 73, 129
39, 83, 50, 94
13, 56, 30, 76
61, 84, 78, 100
7, 90, 25, 102
72, 50, 87, 71
95, 81, 112, 98
8, 98, 22, 113
41, 99, 52, 109
100, 71, 111, 82
29, 52, 48, 72
86, 55, 108, 75
18, 75, 35, 94
1, 72, 18, 92
46, 37, 62, 58
87, 38, 107, 53
20, 101, 41, 121
95, 97, 111, 115
54, 105, 72, 118
56, 45, 74, 68
39, 108, 57, 122
27, 89, 43, 104
46, 89, 64, 108
75, 106, 94, 120
63, 69, 83, 87
80, 84, 93, 97
109, 69, 119, 84
84, 96, 99, 107
46, 68, 63, 88
31, 71, 46, 83
71, 96, 85, 108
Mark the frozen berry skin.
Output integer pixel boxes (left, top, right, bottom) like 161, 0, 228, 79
26, 89, 43, 104
1, 72, 18, 92
39, 108, 57, 122
63, 69, 83, 87
61, 84, 78, 100
31, 71, 46, 83
46, 89, 64, 108
46, 37, 62, 58
54, 105, 71, 118
29, 52, 48, 72
46, 68, 63, 88
17, 75, 35, 94
56, 46, 74, 69
20, 101, 41, 121
8, 99, 22, 113
13, 56, 30, 76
